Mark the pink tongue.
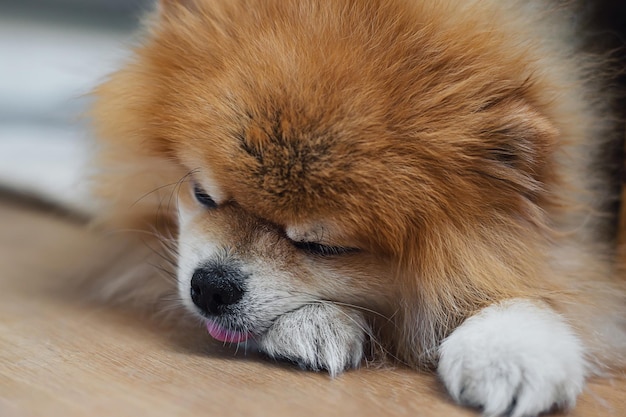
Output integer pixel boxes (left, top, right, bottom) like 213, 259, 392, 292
206, 321, 252, 343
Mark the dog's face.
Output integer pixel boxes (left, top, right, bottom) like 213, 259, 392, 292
172, 87, 402, 339
97, 0, 558, 343
176, 176, 394, 341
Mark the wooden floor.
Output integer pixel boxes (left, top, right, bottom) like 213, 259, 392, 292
1, 199, 625, 417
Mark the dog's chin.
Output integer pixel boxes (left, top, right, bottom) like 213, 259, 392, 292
192, 307, 276, 344
205, 319, 254, 343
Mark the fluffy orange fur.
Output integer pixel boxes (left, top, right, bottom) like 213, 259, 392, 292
91, 0, 625, 371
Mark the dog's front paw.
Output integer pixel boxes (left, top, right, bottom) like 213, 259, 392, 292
258, 303, 367, 376
438, 300, 587, 417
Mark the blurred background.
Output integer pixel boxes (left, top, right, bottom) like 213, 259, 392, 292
0, 0, 623, 214
0, 0, 151, 211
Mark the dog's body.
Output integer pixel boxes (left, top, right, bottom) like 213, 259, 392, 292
90, 0, 626, 415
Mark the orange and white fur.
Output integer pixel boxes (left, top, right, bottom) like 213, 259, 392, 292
89, 0, 626, 415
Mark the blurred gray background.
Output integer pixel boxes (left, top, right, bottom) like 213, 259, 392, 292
0, 0, 151, 210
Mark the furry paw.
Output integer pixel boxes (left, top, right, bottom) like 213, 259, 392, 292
258, 303, 367, 376
438, 300, 587, 417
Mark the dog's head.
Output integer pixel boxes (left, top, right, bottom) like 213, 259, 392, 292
95, 0, 559, 348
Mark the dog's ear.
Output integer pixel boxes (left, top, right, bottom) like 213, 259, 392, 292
487, 101, 557, 169
475, 99, 559, 195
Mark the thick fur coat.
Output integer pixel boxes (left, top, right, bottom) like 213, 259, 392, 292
90, 1, 625, 415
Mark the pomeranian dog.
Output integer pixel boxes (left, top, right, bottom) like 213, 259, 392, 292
90, 0, 626, 415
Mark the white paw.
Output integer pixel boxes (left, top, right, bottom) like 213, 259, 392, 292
438, 300, 587, 417
258, 303, 367, 376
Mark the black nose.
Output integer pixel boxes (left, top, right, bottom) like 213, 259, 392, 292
190, 265, 244, 316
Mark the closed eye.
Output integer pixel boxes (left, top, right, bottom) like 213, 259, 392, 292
193, 183, 218, 209
292, 241, 359, 257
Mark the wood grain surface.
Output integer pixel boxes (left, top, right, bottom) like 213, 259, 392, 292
0, 200, 624, 417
